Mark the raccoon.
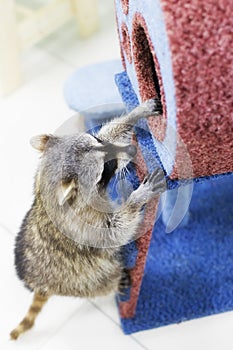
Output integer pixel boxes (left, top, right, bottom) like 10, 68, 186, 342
10, 99, 166, 340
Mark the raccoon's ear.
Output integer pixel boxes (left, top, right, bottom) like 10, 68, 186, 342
57, 179, 76, 206
30, 134, 57, 152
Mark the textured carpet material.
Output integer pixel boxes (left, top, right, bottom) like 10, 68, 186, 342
63, 57, 233, 333
115, 72, 233, 189
115, 69, 233, 333
120, 174, 233, 334
115, 0, 233, 179
119, 144, 160, 319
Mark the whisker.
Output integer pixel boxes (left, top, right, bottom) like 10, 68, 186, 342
112, 173, 119, 189
120, 168, 127, 180
124, 166, 131, 178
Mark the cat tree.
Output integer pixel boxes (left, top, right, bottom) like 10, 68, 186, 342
64, 0, 233, 334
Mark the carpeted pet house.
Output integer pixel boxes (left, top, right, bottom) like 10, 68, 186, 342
64, 0, 233, 335
114, 0, 233, 334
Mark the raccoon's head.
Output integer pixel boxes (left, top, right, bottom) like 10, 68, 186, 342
31, 132, 137, 207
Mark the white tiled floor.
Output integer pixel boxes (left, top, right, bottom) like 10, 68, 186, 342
1, 1, 233, 350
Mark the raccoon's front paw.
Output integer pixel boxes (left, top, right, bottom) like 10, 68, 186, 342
141, 98, 162, 116
142, 168, 166, 193
133, 168, 166, 204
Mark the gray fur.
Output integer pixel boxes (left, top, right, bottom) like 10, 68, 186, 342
14, 98, 166, 300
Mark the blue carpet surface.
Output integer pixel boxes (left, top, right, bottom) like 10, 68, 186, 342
120, 174, 233, 334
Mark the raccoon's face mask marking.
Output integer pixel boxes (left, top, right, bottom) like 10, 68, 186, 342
30, 133, 137, 206
100, 158, 118, 189
91, 135, 137, 189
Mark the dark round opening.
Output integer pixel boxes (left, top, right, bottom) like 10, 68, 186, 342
132, 16, 166, 141
132, 25, 161, 102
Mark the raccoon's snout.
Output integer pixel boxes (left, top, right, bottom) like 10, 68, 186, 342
108, 144, 137, 158
125, 145, 137, 158
102, 143, 137, 160
98, 144, 137, 190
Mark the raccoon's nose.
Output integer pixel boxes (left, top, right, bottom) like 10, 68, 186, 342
126, 145, 137, 157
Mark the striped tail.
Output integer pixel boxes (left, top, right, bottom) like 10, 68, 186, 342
10, 293, 49, 340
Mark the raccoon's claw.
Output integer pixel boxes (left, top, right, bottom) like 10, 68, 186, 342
141, 98, 163, 116
128, 168, 166, 205
118, 268, 131, 294
143, 168, 167, 195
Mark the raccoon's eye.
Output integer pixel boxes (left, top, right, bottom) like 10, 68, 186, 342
92, 135, 104, 144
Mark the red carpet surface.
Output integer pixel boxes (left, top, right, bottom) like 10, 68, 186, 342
115, 0, 233, 179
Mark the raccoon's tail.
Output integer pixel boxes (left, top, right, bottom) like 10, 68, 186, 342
10, 292, 49, 340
